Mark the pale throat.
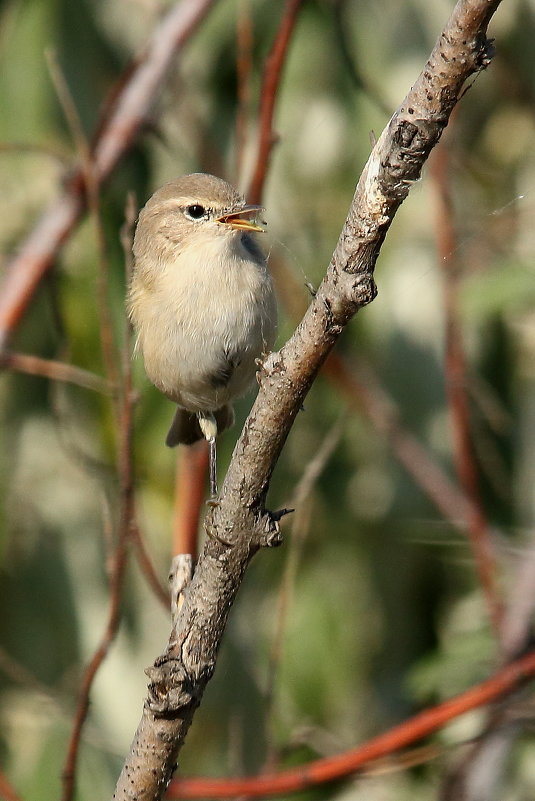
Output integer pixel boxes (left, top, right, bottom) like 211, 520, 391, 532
165, 228, 264, 287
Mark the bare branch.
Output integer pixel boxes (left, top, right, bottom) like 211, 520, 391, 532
112, 2, 503, 799
47, 48, 122, 411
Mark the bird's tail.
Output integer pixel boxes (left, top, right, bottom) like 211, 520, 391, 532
165, 404, 235, 447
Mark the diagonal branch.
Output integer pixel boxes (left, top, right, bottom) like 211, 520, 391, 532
112, 2, 503, 799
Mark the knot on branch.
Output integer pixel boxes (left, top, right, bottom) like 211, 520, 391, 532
476, 34, 495, 70
145, 657, 198, 718
257, 508, 285, 548
261, 349, 286, 378
340, 257, 379, 305
352, 274, 378, 307
325, 269, 378, 326
381, 118, 441, 199
209, 507, 284, 549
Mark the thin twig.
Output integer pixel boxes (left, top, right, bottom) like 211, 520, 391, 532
46, 50, 121, 408
61, 348, 136, 801
60, 342, 136, 801
131, 522, 170, 610
60, 530, 130, 801
48, 61, 131, 799
235, 0, 254, 184
247, 0, 305, 204
431, 143, 504, 638
0, 349, 110, 393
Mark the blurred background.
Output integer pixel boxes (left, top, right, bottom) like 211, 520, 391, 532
1, 0, 535, 799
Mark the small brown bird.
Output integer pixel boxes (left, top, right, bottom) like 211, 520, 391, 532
128, 173, 277, 495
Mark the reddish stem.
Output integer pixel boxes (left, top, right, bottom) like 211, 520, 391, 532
172, 442, 209, 559
168, 648, 535, 798
60, 351, 136, 801
431, 144, 503, 638
235, 0, 254, 184
247, 0, 305, 205
131, 521, 170, 609
61, 539, 129, 801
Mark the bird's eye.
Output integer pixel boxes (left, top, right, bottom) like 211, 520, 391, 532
185, 204, 206, 220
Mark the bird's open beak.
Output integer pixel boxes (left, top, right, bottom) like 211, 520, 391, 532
216, 205, 265, 232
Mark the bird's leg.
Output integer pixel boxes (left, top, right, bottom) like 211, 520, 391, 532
197, 411, 218, 498
208, 436, 217, 498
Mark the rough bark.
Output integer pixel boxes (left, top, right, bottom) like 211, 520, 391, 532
112, 2, 503, 799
